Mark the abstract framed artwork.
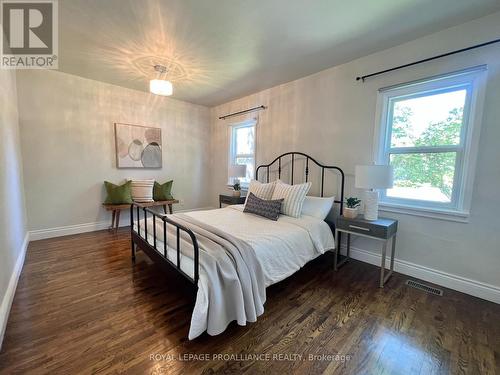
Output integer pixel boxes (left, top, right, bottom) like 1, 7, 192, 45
114, 123, 162, 168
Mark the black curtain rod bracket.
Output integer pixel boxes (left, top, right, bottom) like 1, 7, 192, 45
219, 105, 266, 120
356, 38, 500, 82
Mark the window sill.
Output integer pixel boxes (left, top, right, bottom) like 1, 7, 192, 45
379, 202, 470, 223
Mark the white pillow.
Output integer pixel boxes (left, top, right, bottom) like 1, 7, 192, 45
271, 180, 312, 218
130, 179, 155, 202
301, 196, 335, 220
245, 180, 277, 203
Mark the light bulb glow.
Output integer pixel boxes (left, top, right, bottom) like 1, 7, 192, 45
150, 79, 173, 96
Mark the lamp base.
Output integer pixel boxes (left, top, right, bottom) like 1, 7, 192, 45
364, 190, 379, 221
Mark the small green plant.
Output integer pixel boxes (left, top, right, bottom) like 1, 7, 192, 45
232, 181, 241, 191
346, 197, 361, 209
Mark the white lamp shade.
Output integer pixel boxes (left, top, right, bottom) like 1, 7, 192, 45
150, 79, 173, 96
355, 165, 394, 189
229, 164, 247, 178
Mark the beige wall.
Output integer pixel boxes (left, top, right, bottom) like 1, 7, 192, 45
0, 53, 28, 340
6, 11, 500, 303
17, 70, 211, 233
210, 13, 500, 298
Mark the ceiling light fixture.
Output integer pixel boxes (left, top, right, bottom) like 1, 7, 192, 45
150, 64, 173, 96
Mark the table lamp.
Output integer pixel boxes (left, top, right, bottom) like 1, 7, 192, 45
228, 164, 247, 196
355, 165, 393, 220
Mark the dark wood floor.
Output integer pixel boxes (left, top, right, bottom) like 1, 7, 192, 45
1, 228, 499, 375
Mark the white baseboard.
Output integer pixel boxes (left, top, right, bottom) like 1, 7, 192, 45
28, 206, 214, 241
341, 245, 500, 304
0, 232, 29, 349
29, 220, 125, 241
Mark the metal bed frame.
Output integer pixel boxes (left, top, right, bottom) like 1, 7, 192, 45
130, 152, 345, 288
130, 205, 200, 285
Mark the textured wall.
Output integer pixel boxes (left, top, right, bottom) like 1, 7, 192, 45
17, 70, 211, 231
210, 13, 500, 292
0, 45, 28, 339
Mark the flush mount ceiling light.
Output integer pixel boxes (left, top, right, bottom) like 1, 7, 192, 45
150, 64, 173, 96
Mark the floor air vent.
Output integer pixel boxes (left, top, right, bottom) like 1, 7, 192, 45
405, 280, 443, 296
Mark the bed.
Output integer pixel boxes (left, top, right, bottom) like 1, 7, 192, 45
130, 152, 345, 339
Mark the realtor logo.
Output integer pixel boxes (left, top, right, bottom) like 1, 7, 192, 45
1, 0, 58, 69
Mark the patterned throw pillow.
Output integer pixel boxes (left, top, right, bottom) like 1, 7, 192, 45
245, 180, 277, 203
243, 193, 284, 221
130, 179, 155, 202
271, 180, 312, 218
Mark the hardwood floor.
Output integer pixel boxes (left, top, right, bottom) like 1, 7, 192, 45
1, 228, 499, 375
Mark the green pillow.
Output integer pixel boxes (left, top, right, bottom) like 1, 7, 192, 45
153, 180, 174, 201
104, 181, 133, 204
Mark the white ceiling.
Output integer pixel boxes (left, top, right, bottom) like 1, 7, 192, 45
58, 0, 500, 106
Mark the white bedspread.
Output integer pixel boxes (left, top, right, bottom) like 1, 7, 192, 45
187, 205, 335, 286
137, 204, 335, 339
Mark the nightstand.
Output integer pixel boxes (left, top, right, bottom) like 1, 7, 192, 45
219, 194, 246, 208
335, 216, 398, 288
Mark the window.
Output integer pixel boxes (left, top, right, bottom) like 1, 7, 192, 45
375, 67, 486, 220
229, 119, 256, 187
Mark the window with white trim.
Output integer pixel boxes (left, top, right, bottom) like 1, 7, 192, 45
376, 67, 486, 218
228, 119, 256, 187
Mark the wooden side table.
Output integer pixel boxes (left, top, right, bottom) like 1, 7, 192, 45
219, 194, 246, 208
102, 199, 179, 233
335, 216, 398, 288
102, 204, 130, 233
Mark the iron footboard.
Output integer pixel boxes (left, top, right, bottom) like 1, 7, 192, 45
130, 203, 199, 285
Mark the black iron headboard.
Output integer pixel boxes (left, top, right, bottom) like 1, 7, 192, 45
255, 152, 345, 215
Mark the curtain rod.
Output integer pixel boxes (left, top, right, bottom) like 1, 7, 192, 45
378, 65, 487, 92
356, 37, 500, 82
218, 105, 266, 120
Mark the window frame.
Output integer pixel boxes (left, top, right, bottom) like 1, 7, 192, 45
228, 119, 257, 188
374, 66, 487, 222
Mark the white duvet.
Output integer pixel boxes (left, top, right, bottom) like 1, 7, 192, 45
137, 204, 335, 339
187, 205, 335, 286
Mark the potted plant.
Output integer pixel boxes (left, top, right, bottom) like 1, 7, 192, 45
344, 197, 361, 219
232, 181, 242, 197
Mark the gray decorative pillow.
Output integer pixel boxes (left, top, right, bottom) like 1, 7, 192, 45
243, 193, 284, 221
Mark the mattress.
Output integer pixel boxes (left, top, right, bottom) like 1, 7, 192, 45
135, 204, 335, 287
